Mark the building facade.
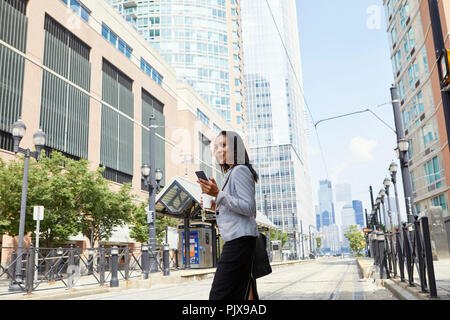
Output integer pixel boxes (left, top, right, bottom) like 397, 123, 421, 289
106, 0, 246, 131
240, 0, 314, 239
383, 0, 449, 217
317, 180, 336, 230
352, 200, 365, 227
0, 0, 233, 250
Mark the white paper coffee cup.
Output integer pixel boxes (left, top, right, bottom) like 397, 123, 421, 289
202, 194, 213, 209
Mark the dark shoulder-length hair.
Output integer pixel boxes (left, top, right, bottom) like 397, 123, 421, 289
217, 131, 259, 183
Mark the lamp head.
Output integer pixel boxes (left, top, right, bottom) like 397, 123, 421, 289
141, 164, 151, 178
12, 119, 26, 139
155, 168, 163, 183
389, 162, 398, 174
398, 139, 410, 153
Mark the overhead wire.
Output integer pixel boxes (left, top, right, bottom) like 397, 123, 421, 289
263, 0, 330, 179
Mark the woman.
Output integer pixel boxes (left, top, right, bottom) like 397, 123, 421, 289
197, 130, 260, 300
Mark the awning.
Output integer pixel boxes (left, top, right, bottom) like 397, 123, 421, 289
256, 211, 280, 231
156, 176, 203, 218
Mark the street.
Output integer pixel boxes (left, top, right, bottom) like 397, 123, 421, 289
68, 258, 396, 300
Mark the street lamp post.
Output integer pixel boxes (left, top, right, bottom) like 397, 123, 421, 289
391, 86, 416, 223
9, 119, 46, 292
389, 162, 406, 282
389, 162, 402, 229
384, 177, 397, 278
379, 189, 387, 232
141, 115, 164, 274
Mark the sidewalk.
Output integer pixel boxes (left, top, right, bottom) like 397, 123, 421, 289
357, 257, 450, 300
0, 259, 314, 300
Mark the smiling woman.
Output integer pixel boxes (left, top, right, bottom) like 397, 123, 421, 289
197, 130, 260, 300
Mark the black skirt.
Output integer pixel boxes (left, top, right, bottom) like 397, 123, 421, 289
209, 236, 259, 300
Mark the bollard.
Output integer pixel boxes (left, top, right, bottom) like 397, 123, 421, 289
68, 245, 75, 289
420, 216, 438, 298
377, 232, 387, 279
402, 224, 415, 286
88, 248, 94, 275
142, 244, 149, 280
8, 253, 17, 282
124, 247, 130, 280
175, 249, 179, 269
413, 218, 428, 293
26, 246, 35, 294
56, 247, 63, 280
110, 246, 119, 288
99, 246, 105, 286
163, 243, 170, 276
396, 229, 406, 282
49, 249, 55, 282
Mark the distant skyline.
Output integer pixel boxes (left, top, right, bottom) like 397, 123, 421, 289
296, 0, 408, 223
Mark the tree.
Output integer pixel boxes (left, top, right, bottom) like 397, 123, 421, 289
344, 225, 365, 257
129, 202, 179, 246
316, 237, 322, 250
77, 167, 135, 245
0, 152, 81, 246
0, 151, 140, 247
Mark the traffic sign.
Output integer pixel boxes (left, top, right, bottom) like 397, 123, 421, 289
363, 228, 372, 233
33, 206, 44, 221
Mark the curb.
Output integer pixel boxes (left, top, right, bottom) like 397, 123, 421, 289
382, 279, 421, 300
356, 258, 444, 301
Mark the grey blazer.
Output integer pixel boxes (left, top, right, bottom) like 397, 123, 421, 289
215, 165, 259, 242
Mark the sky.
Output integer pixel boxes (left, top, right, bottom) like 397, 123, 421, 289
295, 0, 408, 225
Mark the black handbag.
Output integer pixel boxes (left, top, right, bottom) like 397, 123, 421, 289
252, 232, 272, 279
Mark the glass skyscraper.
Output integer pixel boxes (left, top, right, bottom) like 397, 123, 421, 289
317, 180, 335, 230
241, 0, 314, 233
106, 0, 245, 130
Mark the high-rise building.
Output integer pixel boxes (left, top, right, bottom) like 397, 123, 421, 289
341, 204, 356, 227
335, 183, 352, 203
352, 200, 364, 227
317, 180, 335, 229
241, 0, 314, 234
106, 0, 246, 131
383, 0, 449, 216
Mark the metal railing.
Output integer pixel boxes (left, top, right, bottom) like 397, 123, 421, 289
0, 245, 180, 294
370, 215, 438, 298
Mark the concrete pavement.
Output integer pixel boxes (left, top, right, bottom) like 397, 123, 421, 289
60, 258, 396, 300
356, 257, 450, 300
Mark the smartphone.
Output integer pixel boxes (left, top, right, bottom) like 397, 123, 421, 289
195, 171, 208, 181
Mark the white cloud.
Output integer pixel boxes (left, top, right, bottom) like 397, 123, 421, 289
349, 136, 378, 161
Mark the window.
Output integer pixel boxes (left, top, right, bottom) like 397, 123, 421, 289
141, 58, 163, 86
424, 156, 441, 185
213, 123, 222, 134
60, 0, 90, 22
101, 23, 133, 59
197, 109, 210, 126
432, 194, 447, 211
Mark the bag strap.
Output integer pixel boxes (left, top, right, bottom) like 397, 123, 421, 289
221, 165, 238, 191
